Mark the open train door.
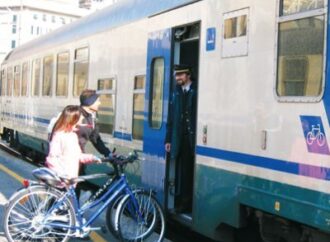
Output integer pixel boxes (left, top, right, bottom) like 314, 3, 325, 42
167, 22, 200, 221
143, 28, 172, 203
144, 23, 200, 221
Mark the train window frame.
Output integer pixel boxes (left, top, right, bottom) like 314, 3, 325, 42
13, 65, 21, 97
280, 0, 324, 16
31, 58, 41, 97
1, 68, 6, 96
7, 66, 13, 97
149, 57, 165, 130
274, 0, 327, 102
73, 46, 89, 97
97, 78, 116, 135
222, 8, 249, 58
42, 55, 54, 97
21, 61, 29, 97
132, 75, 145, 140
56, 51, 70, 97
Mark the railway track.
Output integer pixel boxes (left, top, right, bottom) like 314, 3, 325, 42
0, 139, 41, 167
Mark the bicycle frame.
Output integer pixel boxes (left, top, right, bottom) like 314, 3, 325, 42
43, 173, 140, 233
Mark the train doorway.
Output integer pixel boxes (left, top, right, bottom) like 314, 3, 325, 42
166, 22, 200, 220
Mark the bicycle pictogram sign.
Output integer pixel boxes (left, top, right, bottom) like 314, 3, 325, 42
300, 116, 330, 155
306, 124, 326, 147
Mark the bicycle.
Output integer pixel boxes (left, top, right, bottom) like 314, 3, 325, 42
306, 124, 325, 146
3, 151, 165, 242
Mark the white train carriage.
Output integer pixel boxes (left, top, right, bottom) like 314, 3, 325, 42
1, 0, 330, 241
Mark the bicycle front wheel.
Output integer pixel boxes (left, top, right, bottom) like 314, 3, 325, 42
105, 194, 124, 238
115, 190, 165, 242
3, 186, 76, 242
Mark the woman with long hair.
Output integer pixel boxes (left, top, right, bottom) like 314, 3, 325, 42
46, 105, 100, 178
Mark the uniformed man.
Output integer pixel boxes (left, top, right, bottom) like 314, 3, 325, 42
165, 64, 197, 213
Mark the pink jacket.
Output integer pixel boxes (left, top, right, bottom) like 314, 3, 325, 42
46, 131, 95, 178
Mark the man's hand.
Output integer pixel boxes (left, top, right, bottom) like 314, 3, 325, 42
165, 143, 171, 153
107, 152, 117, 161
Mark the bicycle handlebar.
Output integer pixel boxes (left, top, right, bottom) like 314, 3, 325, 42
101, 150, 138, 166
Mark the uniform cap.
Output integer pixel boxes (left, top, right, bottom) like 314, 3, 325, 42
174, 64, 191, 75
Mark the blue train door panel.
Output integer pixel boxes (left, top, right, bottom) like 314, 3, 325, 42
143, 29, 172, 158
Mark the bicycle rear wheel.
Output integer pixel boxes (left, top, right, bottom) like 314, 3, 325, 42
115, 190, 165, 242
3, 186, 76, 242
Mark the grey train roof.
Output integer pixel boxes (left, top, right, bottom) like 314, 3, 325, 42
4, 0, 201, 63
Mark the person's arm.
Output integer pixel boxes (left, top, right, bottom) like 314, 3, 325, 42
45, 133, 66, 174
90, 128, 111, 156
79, 153, 100, 164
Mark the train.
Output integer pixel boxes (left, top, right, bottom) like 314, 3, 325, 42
1, 0, 330, 241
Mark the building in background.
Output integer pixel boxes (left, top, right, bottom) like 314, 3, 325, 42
0, 0, 89, 62
79, 0, 119, 10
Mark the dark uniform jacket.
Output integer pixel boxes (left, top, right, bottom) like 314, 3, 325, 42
77, 108, 110, 157
165, 82, 197, 159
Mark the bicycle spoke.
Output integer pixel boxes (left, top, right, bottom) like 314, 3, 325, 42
14, 196, 35, 215
4, 187, 75, 242
117, 191, 165, 242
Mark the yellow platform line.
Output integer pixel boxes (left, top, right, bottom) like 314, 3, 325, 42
0, 164, 24, 183
0, 163, 108, 242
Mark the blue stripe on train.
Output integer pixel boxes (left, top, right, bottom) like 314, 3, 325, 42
1, 112, 50, 124
196, 145, 330, 181
113, 131, 132, 141
2, 112, 136, 142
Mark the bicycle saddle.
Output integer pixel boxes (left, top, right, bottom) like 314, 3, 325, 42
32, 168, 63, 187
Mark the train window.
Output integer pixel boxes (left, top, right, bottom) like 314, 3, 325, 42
132, 75, 145, 140
224, 15, 247, 39
276, 1, 326, 98
149, 58, 164, 129
21, 62, 29, 96
31, 59, 41, 96
7, 67, 13, 96
98, 78, 113, 90
56, 52, 69, 96
97, 78, 116, 134
13, 65, 20, 96
222, 8, 249, 58
281, 0, 324, 16
73, 47, 89, 96
42, 55, 54, 96
1, 69, 6, 96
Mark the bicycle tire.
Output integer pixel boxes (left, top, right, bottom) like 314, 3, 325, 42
105, 194, 123, 238
3, 186, 76, 242
115, 190, 166, 242
105, 189, 142, 237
